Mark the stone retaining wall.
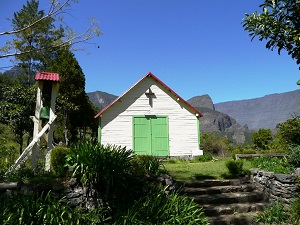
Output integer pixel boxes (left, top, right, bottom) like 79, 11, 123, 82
0, 173, 177, 209
250, 168, 299, 204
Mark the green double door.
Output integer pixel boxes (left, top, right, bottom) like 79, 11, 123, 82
133, 116, 169, 156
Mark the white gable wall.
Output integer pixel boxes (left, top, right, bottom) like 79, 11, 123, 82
100, 77, 203, 157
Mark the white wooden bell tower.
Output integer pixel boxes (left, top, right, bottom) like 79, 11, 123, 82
5, 72, 60, 174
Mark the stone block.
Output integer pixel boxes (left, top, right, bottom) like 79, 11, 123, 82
274, 174, 296, 183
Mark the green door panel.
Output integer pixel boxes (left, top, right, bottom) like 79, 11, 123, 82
133, 117, 151, 155
133, 116, 169, 156
151, 117, 169, 156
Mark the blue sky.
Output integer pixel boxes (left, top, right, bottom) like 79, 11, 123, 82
1, 0, 299, 103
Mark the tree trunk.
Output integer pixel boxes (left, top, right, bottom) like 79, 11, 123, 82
18, 133, 23, 155
64, 111, 69, 146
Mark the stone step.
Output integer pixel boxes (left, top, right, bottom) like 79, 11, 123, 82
207, 213, 264, 225
202, 202, 269, 216
182, 184, 256, 195
193, 191, 264, 204
178, 178, 250, 188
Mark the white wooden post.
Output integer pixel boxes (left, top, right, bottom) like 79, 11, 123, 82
31, 82, 43, 169
45, 82, 59, 171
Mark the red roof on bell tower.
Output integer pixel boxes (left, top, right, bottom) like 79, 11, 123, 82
35, 72, 60, 82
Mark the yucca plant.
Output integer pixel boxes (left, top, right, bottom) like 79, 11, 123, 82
66, 141, 134, 209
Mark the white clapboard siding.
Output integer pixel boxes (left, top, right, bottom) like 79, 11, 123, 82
101, 76, 202, 157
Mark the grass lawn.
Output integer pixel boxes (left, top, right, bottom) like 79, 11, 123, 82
163, 157, 253, 182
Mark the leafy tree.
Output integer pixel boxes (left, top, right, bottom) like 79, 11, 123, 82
277, 116, 300, 146
252, 128, 273, 150
47, 49, 96, 145
0, 84, 36, 154
7, 0, 64, 84
0, 0, 100, 60
200, 132, 228, 156
243, 0, 300, 69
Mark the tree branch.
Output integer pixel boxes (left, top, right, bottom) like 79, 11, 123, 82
0, 0, 70, 36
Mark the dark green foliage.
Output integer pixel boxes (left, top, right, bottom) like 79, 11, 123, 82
0, 123, 19, 178
0, 192, 109, 224
66, 141, 134, 209
0, 84, 36, 154
287, 145, 300, 168
9, 0, 64, 84
291, 196, 300, 224
225, 159, 244, 177
252, 157, 293, 174
243, 0, 300, 69
252, 128, 273, 150
2, 166, 34, 182
50, 146, 71, 176
47, 50, 97, 145
116, 187, 209, 225
200, 132, 228, 156
255, 201, 288, 225
131, 155, 164, 176
231, 146, 257, 159
277, 117, 300, 146
193, 153, 213, 162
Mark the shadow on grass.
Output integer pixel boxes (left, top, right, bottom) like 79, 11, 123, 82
220, 170, 251, 179
194, 173, 216, 181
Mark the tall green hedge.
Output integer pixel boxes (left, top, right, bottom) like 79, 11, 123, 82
50, 146, 71, 176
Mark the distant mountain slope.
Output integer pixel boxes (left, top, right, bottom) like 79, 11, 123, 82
87, 91, 117, 110
188, 94, 215, 110
214, 89, 300, 130
188, 95, 249, 144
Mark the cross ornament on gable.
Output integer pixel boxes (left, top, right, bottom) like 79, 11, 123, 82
145, 88, 156, 107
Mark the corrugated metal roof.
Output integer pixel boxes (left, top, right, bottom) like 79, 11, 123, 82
94, 72, 203, 118
35, 71, 60, 82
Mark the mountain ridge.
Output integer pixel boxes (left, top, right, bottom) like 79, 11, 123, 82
214, 89, 300, 130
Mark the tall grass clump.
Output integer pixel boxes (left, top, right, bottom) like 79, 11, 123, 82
66, 141, 136, 212
0, 192, 109, 224
255, 201, 288, 225
116, 187, 209, 225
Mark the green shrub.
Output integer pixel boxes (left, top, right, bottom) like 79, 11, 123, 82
252, 128, 273, 150
225, 159, 244, 177
3, 166, 34, 182
200, 132, 228, 156
252, 156, 293, 174
50, 146, 71, 176
287, 145, 300, 168
131, 155, 164, 176
242, 149, 257, 154
193, 153, 213, 162
277, 116, 300, 146
165, 158, 178, 164
231, 149, 243, 159
115, 187, 209, 225
255, 201, 288, 224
